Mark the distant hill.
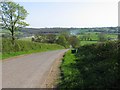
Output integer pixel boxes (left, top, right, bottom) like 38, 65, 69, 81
1, 27, 118, 38
20, 28, 71, 36
20, 27, 118, 37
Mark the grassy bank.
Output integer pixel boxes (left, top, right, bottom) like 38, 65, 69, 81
59, 41, 119, 89
2, 39, 64, 59
59, 50, 80, 88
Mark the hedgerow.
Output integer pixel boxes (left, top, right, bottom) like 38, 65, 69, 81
59, 41, 120, 89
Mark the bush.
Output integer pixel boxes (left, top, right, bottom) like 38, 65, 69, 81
68, 36, 80, 48
76, 41, 119, 88
56, 35, 69, 48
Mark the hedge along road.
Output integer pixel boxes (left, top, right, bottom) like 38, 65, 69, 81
2, 49, 68, 88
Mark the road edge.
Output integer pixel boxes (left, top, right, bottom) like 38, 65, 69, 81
41, 51, 66, 88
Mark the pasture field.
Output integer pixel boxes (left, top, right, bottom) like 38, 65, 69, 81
80, 41, 98, 46
78, 32, 98, 41
106, 34, 118, 39
78, 32, 118, 46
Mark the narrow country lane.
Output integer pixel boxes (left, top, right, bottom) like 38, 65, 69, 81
2, 49, 68, 88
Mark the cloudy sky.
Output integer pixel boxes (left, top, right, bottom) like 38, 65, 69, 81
13, 0, 119, 28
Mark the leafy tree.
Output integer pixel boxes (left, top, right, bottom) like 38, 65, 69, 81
98, 33, 107, 42
34, 34, 47, 43
33, 34, 57, 43
68, 36, 80, 48
0, 1, 29, 44
60, 32, 70, 41
56, 35, 69, 48
46, 34, 56, 43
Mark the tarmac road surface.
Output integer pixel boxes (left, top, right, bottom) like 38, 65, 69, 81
2, 49, 68, 88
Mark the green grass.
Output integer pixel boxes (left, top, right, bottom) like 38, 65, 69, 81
0, 53, 2, 60
59, 50, 80, 88
106, 34, 118, 39
78, 32, 118, 46
78, 32, 99, 41
85, 32, 99, 40
80, 41, 98, 46
19, 37, 32, 42
78, 32, 117, 41
61, 50, 76, 74
2, 39, 64, 60
2, 49, 61, 60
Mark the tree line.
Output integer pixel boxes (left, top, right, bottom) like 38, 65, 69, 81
32, 33, 80, 48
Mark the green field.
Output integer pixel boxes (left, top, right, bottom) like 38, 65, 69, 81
78, 32, 98, 40
80, 41, 97, 46
106, 34, 118, 39
78, 32, 118, 46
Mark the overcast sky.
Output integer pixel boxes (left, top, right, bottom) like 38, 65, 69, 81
14, 0, 119, 28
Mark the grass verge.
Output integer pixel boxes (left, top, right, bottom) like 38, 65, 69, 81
2, 39, 64, 60
58, 50, 80, 88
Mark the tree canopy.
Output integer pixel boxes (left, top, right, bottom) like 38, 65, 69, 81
0, 1, 29, 42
